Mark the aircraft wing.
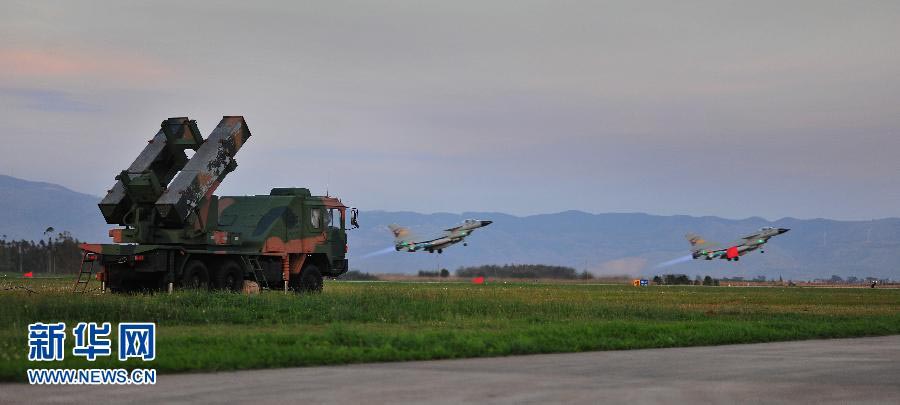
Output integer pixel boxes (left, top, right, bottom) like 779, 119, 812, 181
390, 226, 449, 244
738, 233, 772, 246
419, 235, 451, 244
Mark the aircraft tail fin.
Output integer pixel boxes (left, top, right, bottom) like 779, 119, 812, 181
686, 233, 718, 252
388, 224, 413, 243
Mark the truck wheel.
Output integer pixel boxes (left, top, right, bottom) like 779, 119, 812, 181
212, 260, 244, 292
181, 260, 210, 290
293, 264, 323, 293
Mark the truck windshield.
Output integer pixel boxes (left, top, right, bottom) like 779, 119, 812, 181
328, 208, 344, 229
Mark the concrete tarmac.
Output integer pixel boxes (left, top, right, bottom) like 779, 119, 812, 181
3, 335, 899, 404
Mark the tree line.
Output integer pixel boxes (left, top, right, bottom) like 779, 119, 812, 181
456, 264, 593, 279
819, 275, 891, 284
652, 274, 721, 286
0, 232, 83, 274
337, 270, 380, 281
418, 269, 450, 278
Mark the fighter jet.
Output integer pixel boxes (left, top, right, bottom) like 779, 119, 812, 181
390, 219, 492, 254
687, 227, 789, 261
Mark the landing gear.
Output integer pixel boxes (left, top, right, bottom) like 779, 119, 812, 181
437, 249, 443, 254
463, 243, 468, 247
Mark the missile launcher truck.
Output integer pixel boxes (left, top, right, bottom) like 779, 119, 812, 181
76, 116, 357, 293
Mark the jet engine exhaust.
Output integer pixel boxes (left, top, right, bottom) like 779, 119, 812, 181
359, 245, 397, 259
655, 254, 694, 269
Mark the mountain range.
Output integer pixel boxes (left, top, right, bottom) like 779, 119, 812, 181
0, 175, 108, 242
352, 210, 900, 281
1, 175, 897, 280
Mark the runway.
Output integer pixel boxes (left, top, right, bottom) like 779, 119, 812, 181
4, 335, 899, 404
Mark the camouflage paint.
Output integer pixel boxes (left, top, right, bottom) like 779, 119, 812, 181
81, 116, 351, 291
687, 227, 790, 261
156, 116, 250, 226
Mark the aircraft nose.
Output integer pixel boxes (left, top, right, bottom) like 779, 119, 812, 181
778, 228, 790, 234
481, 220, 493, 226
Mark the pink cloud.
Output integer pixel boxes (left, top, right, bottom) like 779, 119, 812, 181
0, 49, 170, 81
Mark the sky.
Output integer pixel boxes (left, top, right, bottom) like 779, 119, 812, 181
1, 1, 899, 220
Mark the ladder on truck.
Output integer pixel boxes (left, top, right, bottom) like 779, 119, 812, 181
244, 256, 269, 290
73, 252, 96, 293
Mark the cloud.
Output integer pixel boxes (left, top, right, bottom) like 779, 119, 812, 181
0, 49, 170, 83
1, 2, 899, 220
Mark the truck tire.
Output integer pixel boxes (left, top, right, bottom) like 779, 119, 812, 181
181, 260, 210, 290
292, 264, 323, 293
212, 260, 244, 292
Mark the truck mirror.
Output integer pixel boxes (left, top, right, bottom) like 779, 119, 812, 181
350, 208, 360, 229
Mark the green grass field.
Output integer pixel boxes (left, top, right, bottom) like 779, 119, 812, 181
1, 275, 899, 382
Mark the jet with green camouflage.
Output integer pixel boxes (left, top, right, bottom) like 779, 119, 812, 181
76, 116, 358, 293
687, 227, 789, 261
390, 219, 492, 254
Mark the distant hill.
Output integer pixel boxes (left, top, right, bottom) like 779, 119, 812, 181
0, 175, 107, 241
350, 211, 900, 281
1, 175, 898, 280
